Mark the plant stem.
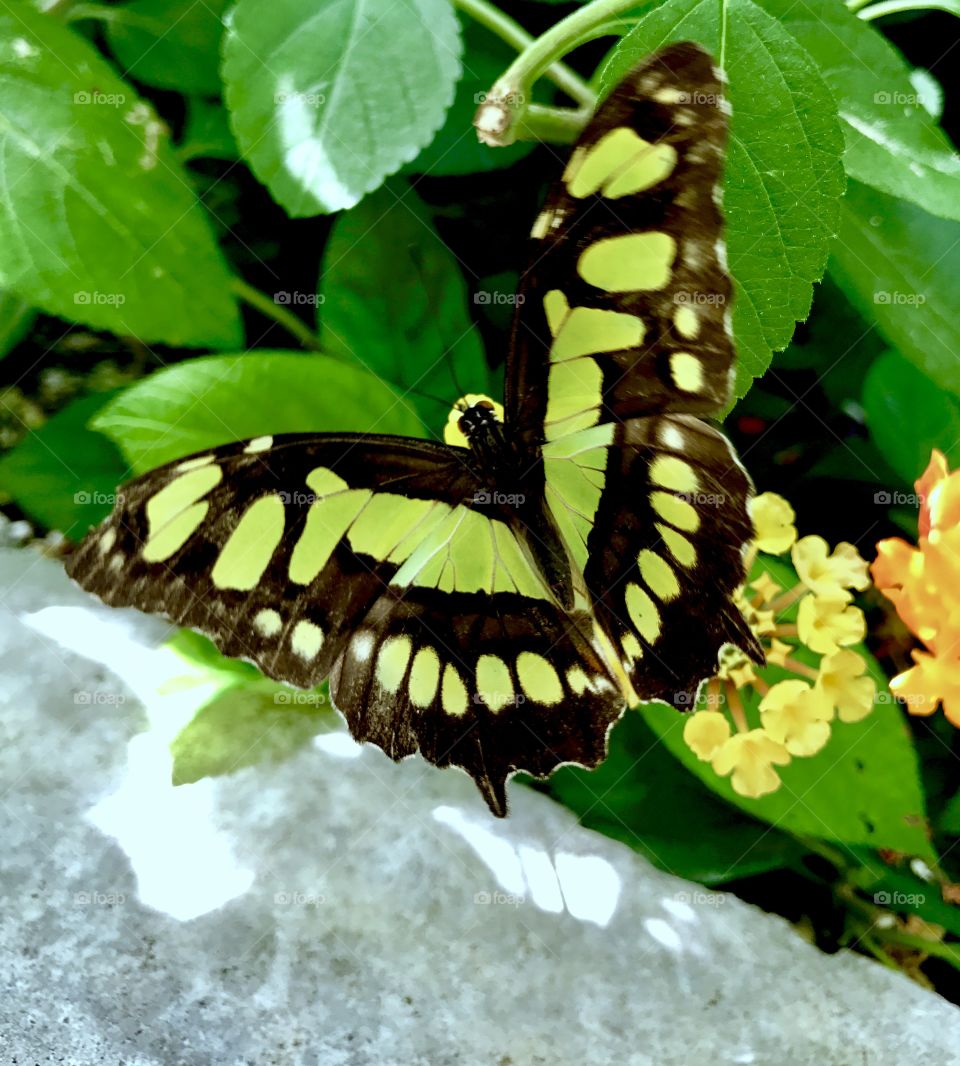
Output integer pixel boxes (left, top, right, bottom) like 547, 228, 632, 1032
452, 0, 594, 106
855, 0, 957, 18
494, 0, 640, 104
874, 929, 960, 969
230, 278, 323, 351
718, 0, 728, 70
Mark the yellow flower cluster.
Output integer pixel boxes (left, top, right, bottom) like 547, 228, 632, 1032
873, 451, 960, 725
683, 492, 876, 799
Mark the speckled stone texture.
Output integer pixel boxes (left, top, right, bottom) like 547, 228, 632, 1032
2, 543, 958, 1066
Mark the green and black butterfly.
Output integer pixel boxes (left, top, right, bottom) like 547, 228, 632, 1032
68, 42, 762, 816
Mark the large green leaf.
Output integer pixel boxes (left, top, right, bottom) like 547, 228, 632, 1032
222, 0, 462, 216
830, 181, 960, 398
863, 350, 960, 484
645, 557, 935, 863
0, 391, 128, 537
319, 184, 489, 435
0, 3, 241, 347
93, 351, 424, 473
103, 0, 229, 96
406, 17, 532, 177
756, 0, 960, 222
603, 0, 846, 400
545, 712, 805, 885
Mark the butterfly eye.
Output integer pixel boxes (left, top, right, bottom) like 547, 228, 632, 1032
475, 400, 495, 412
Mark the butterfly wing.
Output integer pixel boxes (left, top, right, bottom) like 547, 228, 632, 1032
506, 42, 760, 707
67, 433, 623, 814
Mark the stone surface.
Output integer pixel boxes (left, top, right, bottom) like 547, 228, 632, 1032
1, 544, 958, 1065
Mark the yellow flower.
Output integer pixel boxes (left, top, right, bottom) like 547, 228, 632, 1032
749, 492, 797, 554
759, 679, 832, 756
711, 730, 791, 798
792, 536, 870, 597
797, 592, 866, 654
817, 650, 876, 723
683, 711, 731, 760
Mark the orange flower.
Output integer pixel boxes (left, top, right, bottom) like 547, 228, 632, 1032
872, 450, 960, 723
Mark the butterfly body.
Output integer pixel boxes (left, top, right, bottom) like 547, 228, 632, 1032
68, 42, 762, 816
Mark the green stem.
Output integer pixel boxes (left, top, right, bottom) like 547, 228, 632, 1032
495, 0, 640, 102
64, 1, 152, 25
718, 0, 728, 69
874, 929, 960, 969
453, 0, 594, 106
471, 0, 650, 146
856, 0, 958, 18
230, 278, 323, 351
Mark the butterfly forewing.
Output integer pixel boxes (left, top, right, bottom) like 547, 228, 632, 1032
507, 42, 733, 446
67, 433, 623, 814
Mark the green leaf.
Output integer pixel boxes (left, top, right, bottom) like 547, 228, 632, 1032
0, 391, 128, 538
92, 350, 425, 473
603, 0, 846, 400
406, 17, 532, 177
847, 852, 960, 939
863, 350, 960, 484
0, 290, 36, 360
645, 556, 936, 863
104, 0, 229, 96
941, 793, 960, 837
756, 0, 960, 222
171, 678, 338, 786
222, 0, 462, 216
546, 712, 805, 884
178, 98, 238, 163
830, 181, 960, 398
319, 185, 488, 434
0, 4, 241, 348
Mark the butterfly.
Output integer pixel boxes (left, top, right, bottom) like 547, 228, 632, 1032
68, 41, 762, 816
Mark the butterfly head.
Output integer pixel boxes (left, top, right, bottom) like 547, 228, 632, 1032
444, 393, 504, 449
